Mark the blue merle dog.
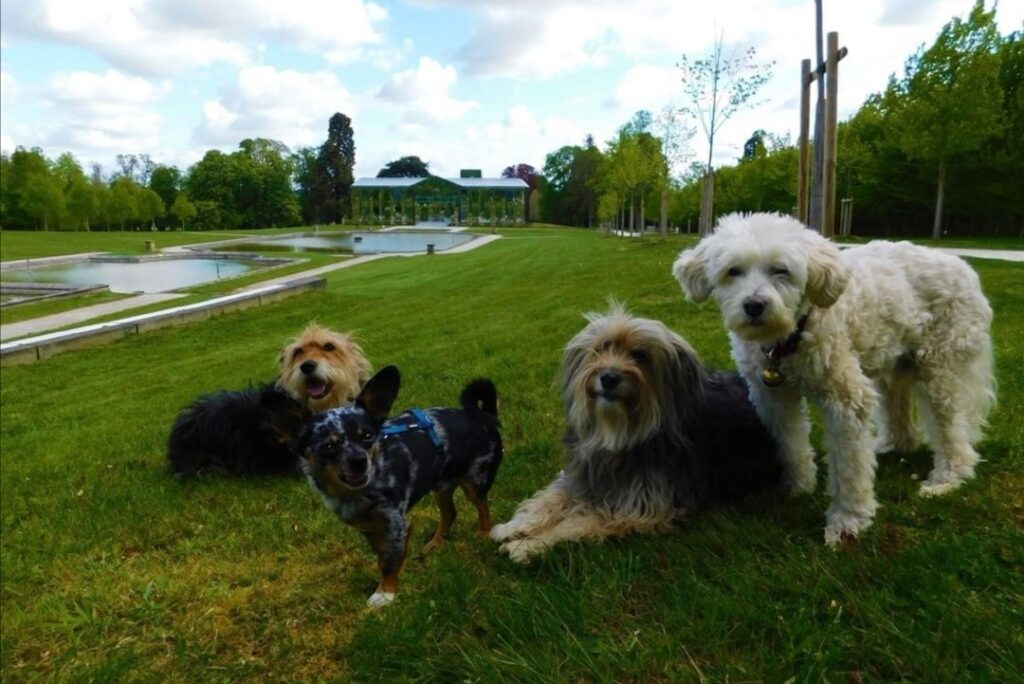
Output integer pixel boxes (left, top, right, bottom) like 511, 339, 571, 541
263, 365, 502, 607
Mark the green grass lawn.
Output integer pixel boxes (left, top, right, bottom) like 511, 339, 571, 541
1, 227, 1022, 681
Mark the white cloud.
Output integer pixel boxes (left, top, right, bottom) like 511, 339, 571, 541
608, 64, 679, 110
39, 69, 166, 152
377, 57, 478, 126
195, 66, 357, 149
0, 0, 389, 76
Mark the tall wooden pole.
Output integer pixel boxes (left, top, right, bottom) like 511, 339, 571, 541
798, 59, 811, 224
823, 31, 839, 238
809, 0, 825, 232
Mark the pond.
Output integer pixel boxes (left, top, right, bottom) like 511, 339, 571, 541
2, 257, 262, 294
248, 231, 475, 254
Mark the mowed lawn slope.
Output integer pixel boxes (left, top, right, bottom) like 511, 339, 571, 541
1, 228, 1021, 682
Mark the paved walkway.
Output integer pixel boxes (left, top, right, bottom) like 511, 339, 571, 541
934, 247, 1024, 262
0, 293, 186, 341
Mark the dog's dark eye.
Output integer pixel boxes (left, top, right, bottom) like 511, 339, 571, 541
599, 340, 613, 352
630, 349, 650, 363
292, 348, 304, 359
322, 342, 336, 352
770, 266, 790, 277
360, 432, 375, 445
727, 267, 744, 277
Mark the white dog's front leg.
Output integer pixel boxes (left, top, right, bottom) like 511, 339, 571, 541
748, 381, 817, 495
817, 371, 880, 545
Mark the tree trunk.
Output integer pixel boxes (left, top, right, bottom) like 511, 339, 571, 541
931, 158, 946, 240
699, 170, 715, 235
639, 190, 645, 239
629, 195, 635, 235
659, 190, 668, 236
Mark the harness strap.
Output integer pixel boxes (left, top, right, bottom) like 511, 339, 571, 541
379, 408, 444, 449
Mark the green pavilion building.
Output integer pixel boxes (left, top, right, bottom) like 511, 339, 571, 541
350, 173, 529, 226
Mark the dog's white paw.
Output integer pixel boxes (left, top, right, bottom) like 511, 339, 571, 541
366, 591, 396, 608
824, 508, 873, 546
499, 537, 548, 563
919, 479, 962, 498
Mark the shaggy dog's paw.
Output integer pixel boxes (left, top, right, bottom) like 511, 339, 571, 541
824, 509, 873, 546
366, 591, 396, 608
489, 521, 517, 542
499, 538, 548, 563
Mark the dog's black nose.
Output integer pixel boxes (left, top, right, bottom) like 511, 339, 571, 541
600, 372, 622, 390
743, 298, 766, 318
300, 360, 317, 375
347, 454, 368, 473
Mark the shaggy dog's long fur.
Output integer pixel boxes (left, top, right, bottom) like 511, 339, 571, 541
673, 213, 995, 544
491, 306, 783, 563
167, 324, 371, 477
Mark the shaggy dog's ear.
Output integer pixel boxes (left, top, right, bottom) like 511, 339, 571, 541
672, 242, 712, 303
803, 235, 850, 308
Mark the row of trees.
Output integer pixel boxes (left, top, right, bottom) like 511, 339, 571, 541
0, 113, 358, 232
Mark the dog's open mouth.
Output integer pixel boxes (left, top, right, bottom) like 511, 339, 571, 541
305, 378, 332, 400
342, 459, 370, 487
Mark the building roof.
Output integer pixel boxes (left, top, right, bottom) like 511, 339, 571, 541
352, 176, 528, 189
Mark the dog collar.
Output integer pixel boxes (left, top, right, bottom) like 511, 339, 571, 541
760, 312, 811, 387
379, 408, 445, 448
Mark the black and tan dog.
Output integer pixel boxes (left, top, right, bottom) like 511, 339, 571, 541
264, 366, 502, 607
167, 324, 371, 477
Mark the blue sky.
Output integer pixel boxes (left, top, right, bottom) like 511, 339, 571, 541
1, 0, 1021, 180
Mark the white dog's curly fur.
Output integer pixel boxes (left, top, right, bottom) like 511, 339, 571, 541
673, 213, 995, 545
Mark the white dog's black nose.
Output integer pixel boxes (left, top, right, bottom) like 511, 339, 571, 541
600, 372, 622, 390
743, 298, 766, 318
300, 360, 318, 375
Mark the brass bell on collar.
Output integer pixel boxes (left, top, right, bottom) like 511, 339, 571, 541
761, 367, 785, 387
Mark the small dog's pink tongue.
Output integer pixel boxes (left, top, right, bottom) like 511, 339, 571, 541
307, 380, 328, 398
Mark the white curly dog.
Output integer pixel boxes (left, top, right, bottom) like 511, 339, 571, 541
673, 213, 995, 545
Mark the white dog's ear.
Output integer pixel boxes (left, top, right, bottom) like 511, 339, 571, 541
672, 243, 712, 303
804, 237, 850, 308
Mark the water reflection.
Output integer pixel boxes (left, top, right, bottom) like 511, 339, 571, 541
4, 258, 254, 293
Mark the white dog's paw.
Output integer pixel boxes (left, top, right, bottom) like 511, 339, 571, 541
500, 537, 548, 564
823, 509, 873, 546
366, 591, 396, 608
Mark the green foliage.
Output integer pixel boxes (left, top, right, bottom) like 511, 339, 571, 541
310, 112, 356, 223
170, 192, 197, 229
377, 155, 430, 178
148, 165, 181, 216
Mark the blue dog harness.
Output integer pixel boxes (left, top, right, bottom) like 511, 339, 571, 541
379, 408, 444, 449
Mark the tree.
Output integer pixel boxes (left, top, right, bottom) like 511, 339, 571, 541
377, 156, 430, 178
65, 177, 98, 231
108, 177, 139, 230
7, 147, 64, 230
149, 165, 181, 215
888, 0, 1004, 238
310, 113, 356, 223
678, 37, 774, 234
291, 146, 319, 223
171, 192, 197, 229
136, 187, 165, 229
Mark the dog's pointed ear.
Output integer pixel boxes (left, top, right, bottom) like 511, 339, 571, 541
803, 235, 850, 308
356, 365, 400, 423
672, 242, 713, 303
260, 389, 309, 443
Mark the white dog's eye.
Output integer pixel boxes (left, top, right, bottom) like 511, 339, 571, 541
726, 267, 744, 277
770, 266, 790, 277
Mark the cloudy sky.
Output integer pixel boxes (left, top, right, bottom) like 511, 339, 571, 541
1, 0, 1020, 180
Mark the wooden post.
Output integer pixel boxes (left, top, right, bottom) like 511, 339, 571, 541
798, 59, 812, 225
822, 31, 840, 238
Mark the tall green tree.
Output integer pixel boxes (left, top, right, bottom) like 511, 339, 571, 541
291, 146, 319, 224
171, 192, 197, 229
310, 113, 356, 223
888, 0, 1004, 238
149, 165, 181, 216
